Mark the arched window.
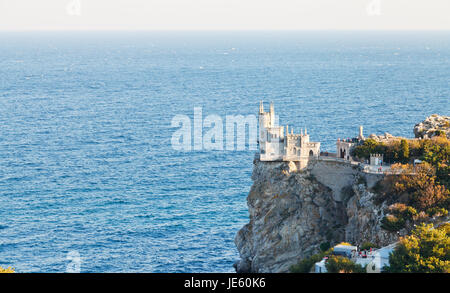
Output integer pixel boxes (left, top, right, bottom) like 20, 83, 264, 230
309, 150, 314, 156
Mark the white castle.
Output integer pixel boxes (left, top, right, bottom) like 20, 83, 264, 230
258, 101, 320, 168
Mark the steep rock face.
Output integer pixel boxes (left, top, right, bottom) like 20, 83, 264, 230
344, 183, 400, 246
234, 158, 401, 273
414, 114, 450, 139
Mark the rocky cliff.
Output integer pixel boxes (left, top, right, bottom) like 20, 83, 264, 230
234, 114, 449, 273
234, 158, 402, 273
414, 114, 450, 139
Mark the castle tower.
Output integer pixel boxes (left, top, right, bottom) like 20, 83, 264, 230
258, 102, 320, 164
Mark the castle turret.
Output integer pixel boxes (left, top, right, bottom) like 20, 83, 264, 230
269, 102, 275, 127
259, 101, 268, 144
370, 153, 383, 166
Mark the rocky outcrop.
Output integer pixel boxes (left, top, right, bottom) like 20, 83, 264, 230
368, 132, 398, 143
234, 158, 402, 273
414, 114, 450, 139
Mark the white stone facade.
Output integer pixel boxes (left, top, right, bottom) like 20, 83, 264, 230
258, 102, 320, 167
336, 126, 365, 161
336, 139, 355, 160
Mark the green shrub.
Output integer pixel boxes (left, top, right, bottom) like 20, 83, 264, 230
289, 254, 322, 273
403, 206, 418, 219
351, 138, 379, 159
320, 242, 331, 252
325, 256, 365, 273
381, 203, 419, 232
290, 248, 333, 273
359, 242, 379, 250
426, 207, 448, 217
388, 203, 418, 220
435, 130, 446, 137
381, 215, 405, 232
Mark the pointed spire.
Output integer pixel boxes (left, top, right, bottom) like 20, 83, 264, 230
269, 102, 275, 127
305, 127, 307, 135
259, 101, 264, 114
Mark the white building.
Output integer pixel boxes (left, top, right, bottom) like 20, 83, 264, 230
314, 258, 327, 273
333, 244, 358, 257
314, 243, 397, 273
336, 126, 364, 161
258, 101, 320, 168
354, 243, 396, 272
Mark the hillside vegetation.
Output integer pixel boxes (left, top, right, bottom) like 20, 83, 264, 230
352, 134, 449, 233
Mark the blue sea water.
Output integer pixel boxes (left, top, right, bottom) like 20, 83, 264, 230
0, 31, 449, 272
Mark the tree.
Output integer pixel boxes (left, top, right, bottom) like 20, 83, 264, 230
290, 248, 334, 273
400, 139, 410, 163
390, 163, 448, 211
352, 138, 378, 159
325, 256, 365, 273
360, 242, 379, 250
386, 223, 450, 273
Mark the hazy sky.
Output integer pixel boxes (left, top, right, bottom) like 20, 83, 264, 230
0, 0, 449, 31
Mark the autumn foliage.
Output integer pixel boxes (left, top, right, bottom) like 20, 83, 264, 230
0, 267, 15, 273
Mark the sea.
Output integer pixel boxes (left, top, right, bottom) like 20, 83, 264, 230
0, 31, 449, 272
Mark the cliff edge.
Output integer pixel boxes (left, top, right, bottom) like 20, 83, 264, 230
235, 113, 449, 273
234, 158, 401, 273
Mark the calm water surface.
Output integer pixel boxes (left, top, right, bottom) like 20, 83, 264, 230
0, 31, 449, 272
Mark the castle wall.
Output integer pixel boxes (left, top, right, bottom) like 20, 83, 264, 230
308, 160, 359, 202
